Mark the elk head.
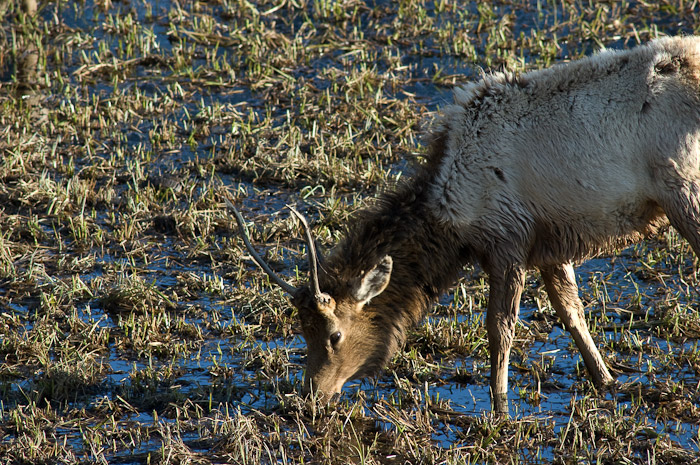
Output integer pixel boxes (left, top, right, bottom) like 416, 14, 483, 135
227, 199, 394, 399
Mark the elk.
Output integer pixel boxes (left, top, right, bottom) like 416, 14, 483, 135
229, 36, 700, 414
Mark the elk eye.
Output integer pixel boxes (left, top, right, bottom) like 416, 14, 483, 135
330, 331, 342, 347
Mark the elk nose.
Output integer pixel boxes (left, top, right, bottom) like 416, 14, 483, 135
302, 376, 341, 402
302, 377, 326, 398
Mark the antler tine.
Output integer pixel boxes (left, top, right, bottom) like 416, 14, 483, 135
288, 207, 332, 305
225, 198, 298, 295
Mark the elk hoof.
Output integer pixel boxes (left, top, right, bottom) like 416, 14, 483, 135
491, 392, 509, 416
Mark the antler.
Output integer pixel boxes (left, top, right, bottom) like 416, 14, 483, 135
225, 198, 298, 295
288, 207, 332, 305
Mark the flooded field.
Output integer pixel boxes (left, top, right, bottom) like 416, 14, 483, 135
2, 0, 700, 463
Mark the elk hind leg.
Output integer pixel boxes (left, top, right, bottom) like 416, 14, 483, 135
540, 263, 614, 387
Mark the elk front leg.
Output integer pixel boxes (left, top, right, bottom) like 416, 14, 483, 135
660, 179, 700, 261
486, 264, 526, 415
540, 263, 614, 387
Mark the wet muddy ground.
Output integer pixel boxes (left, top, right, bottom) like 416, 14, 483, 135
1, 0, 700, 463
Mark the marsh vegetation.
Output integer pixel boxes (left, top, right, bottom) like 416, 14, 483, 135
1, 0, 700, 463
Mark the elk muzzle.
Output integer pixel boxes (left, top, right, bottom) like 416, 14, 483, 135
302, 372, 345, 400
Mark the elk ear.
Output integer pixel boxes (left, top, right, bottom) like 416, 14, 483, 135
353, 255, 393, 304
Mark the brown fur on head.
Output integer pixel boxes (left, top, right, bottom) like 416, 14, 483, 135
228, 194, 453, 399
292, 163, 472, 397
293, 254, 396, 396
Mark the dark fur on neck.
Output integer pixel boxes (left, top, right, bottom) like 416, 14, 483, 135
318, 131, 470, 363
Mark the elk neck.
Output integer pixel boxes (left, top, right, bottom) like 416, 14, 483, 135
320, 138, 471, 349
